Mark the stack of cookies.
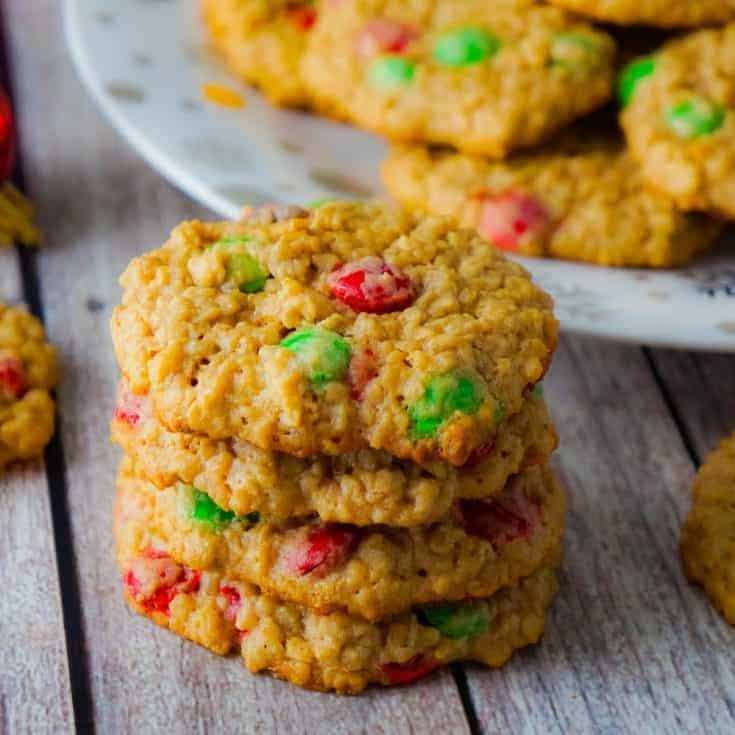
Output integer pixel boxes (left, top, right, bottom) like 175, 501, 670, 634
203, 0, 734, 267
110, 201, 565, 693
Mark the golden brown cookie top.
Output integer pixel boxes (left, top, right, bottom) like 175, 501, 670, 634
382, 129, 723, 268
0, 302, 57, 471
621, 25, 735, 219
681, 432, 735, 624
111, 201, 557, 466
301, 0, 616, 157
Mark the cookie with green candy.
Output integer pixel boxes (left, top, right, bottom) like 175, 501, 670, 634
621, 26, 735, 220
301, 0, 615, 157
112, 201, 557, 466
117, 457, 566, 622
115, 467, 563, 694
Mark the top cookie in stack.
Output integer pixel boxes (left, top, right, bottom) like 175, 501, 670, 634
110, 201, 565, 692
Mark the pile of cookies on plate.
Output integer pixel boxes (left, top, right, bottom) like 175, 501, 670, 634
203, 0, 735, 267
110, 200, 566, 693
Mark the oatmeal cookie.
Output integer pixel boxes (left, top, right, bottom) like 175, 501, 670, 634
382, 131, 723, 267
111, 379, 557, 527
115, 475, 562, 693
301, 0, 616, 157
681, 431, 735, 624
547, 0, 735, 28
621, 26, 735, 220
118, 457, 566, 621
0, 303, 57, 471
202, 0, 317, 107
111, 202, 558, 467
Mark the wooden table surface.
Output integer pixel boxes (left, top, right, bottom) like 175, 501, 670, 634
2, 3, 735, 734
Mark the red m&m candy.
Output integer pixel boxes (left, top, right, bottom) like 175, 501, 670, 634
380, 655, 439, 685
0, 353, 27, 400
287, 4, 318, 32
282, 524, 360, 578
459, 494, 540, 546
356, 19, 419, 57
113, 379, 146, 427
329, 256, 414, 313
476, 190, 551, 253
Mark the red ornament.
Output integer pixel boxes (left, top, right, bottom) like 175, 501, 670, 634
283, 524, 360, 578
0, 89, 16, 182
0, 354, 27, 400
380, 655, 439, 685
476, 190, 550, 253
218, 584, 243, 623
329, 256, 414, 314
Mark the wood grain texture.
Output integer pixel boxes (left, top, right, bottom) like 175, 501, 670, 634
647, 349, 735, 462
0, 249, 74, 735
464, 337, 735, 735
4, 2, 472, 732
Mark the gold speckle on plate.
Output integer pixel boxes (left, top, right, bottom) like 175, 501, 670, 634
717, 321, 735, 334
105, 82, 145, 103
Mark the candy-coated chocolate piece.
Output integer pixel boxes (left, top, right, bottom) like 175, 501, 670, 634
380, 655, 439, 684
477, 190, 551, 253
356, 19, 419, 57
211, 238, 268, 293
419, 602, 489, 639
459, 495, 539, 546
618, 57, 656, 107
433, 27, 501, 67
665, 96, 725, 140
368, 55, 416, 88
281, 328, 352, 386
410, 372, 483, 439
328, 256, 414, 314
284, 524, 360, 577
0, 353, 27, 400
188, 487, 237, 529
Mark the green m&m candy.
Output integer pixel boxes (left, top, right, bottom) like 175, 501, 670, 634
368, 56, 416, 89
433, 27, 501, 67
188, 487, 237, 529
281, 328, 352, 386
211, 238, 268, 294
550, 32, 602, 71
664, 96, 725, 140
419, 602, 488, 639
409, 371, 483, 439
618, 56, 656, 107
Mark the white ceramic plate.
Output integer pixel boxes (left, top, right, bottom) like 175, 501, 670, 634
64, 0, 735, 351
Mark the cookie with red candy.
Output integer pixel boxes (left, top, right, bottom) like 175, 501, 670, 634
0, 302, 57, 472
114, 466, 563, 694
118, 457, 565, 621
112, 201, 557, 467
383, 128, 722, 267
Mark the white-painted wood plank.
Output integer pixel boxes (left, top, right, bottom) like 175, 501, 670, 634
0, 249, 74, 733
5, 3, 472, 732
464, 337, 735, 735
